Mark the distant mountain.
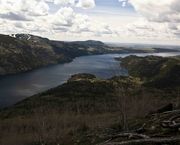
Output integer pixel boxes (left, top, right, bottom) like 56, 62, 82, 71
0, 33, 179, 76
107, 42, 180, 51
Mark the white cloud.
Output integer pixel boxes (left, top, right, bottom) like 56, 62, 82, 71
76, 0, 95, 9
53, 0, 75, 5
49, 7, 91, 34
128, 0, 180, 23
118, 0, 127, 7
31, 0, 49, 16
70, 14, 90, 32
0, 0, 98, 37
46, 0, 96, 9
52, 7, 75, 27
124, 19, 173, 39
116, 0, 180, 40
1, 0, 180, 44
0, 0, 49, 21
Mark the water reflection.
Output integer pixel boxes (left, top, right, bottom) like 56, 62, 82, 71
0, 52, 179, 108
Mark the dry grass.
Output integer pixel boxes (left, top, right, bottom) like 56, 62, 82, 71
0, 109, 123, 145
0, 89, 173, 145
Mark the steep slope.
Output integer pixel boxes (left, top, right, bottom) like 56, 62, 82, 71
0, 34, 52, 75
0, 34, 109, 75
0, 34, 65, 75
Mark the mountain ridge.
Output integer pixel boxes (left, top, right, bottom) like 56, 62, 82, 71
0, 34, 109, 76
0, 33, 179, 76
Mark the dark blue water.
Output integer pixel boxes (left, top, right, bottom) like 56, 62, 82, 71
0, 52, 179, 108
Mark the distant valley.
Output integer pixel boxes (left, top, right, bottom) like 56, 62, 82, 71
0, 34, 179, 76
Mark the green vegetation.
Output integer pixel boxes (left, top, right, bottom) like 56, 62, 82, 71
0, 34, 109, 75
0, 55, 179, 145
120, 55, 180, 88
1, 34, 179, 76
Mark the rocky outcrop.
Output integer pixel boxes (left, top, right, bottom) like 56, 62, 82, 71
98, 108, 180, 145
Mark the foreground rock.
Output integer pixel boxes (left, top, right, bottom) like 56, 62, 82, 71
99, 109, 180, 145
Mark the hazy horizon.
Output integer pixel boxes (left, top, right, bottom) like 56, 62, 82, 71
5, 32, 180, 48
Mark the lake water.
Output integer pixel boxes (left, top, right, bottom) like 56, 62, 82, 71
0, 52, 180, 108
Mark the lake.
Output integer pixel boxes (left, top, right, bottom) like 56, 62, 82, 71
0, 52, 180, 108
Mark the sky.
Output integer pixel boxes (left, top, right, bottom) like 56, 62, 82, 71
0, 0, 180, 45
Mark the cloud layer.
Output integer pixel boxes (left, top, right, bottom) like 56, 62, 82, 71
0, 0, 180, 44
76, 0, 95, 9
0, 0, 50, 20
129, 0, 180, 23
0, 1, 94, 32
0, 0, 117, 40
128, 0, 180, 37
115, 0, 180, 42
